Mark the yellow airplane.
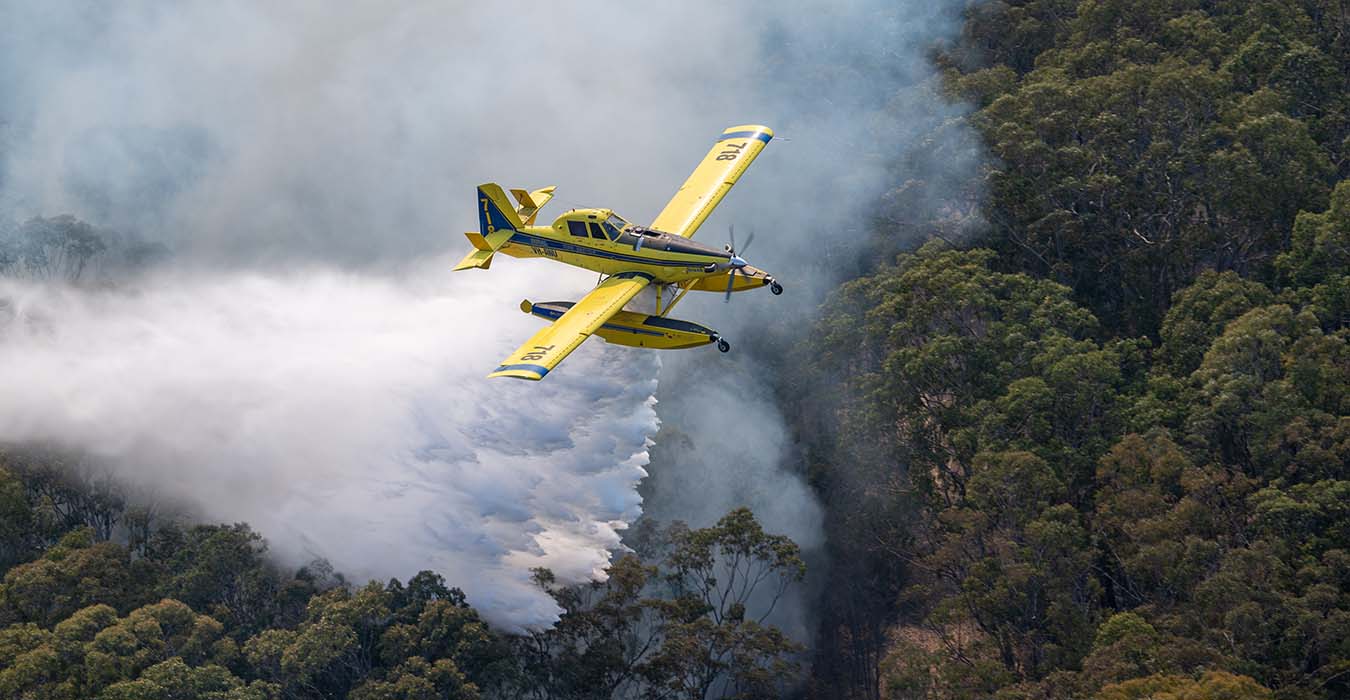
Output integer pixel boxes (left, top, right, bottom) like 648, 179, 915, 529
454, 124, 782, 380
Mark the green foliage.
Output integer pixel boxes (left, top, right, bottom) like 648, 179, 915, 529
0, 598, 244, 700
0, 529, 136, 628
0, 452, 531, 699
813, 243, 1124, 506
952, 0, 1347, 337
804, 182, 1349, 697
239, 579, 504, 699
800, 4, 1350, 694
1157, 271, 1275, 376
147, 523, 289, 635
99, 658, 280, 700
513, 509, 806, 700
1180, 303, 1347, 479
349, 657, 474, 700
1278, 179, 1350, 327
0, 466, 38, 573
0, 465, 801, 700
809, 245, 1137, 693
1094, 671, 1273, 700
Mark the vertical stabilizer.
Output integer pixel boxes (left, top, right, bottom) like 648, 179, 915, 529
477, 183, 523, 235
455, 183, 522, 271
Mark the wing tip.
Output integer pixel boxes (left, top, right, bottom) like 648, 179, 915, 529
722, 124, 773, 139
488, 363, 549, 381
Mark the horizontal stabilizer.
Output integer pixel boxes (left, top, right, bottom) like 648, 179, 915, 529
509, 186, 557, 225
453, 229, 513, 271
453, 248, 494, 271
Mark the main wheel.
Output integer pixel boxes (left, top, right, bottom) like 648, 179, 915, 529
716, 338, 731, 353
769, 281, 783, 295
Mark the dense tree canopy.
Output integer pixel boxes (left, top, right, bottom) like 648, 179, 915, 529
796, 2, 1348, 698
0, 452, 806, 700
803, 229, 1346, 698
938, 0, 1349, 337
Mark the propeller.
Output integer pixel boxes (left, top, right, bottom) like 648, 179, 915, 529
723, 225, 756, 302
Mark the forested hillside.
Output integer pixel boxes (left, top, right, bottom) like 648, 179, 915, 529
797, 1, 1348, 698
0, 455, 807, 698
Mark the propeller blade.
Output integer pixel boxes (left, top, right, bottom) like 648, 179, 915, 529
728, 225, 736, 254
724, 268, 736, 302
740, 231, 755, 256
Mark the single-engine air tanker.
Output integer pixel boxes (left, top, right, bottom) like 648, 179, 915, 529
455, 124, 782, 380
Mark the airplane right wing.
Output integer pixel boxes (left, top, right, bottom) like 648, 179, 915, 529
488, 272, 653, 380
648, 124, 773, 239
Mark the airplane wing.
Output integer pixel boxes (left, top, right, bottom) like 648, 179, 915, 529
649, 124, 773, 239
488, 272, 653, 380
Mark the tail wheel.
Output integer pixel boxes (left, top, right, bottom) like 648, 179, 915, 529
716, 338, 731, 353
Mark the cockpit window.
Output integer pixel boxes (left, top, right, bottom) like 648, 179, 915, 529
600, 222, 622, 239
587, 222, 607, 240
567, 220, 588, 237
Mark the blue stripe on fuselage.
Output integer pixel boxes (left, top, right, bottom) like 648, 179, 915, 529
508, 232, 712, 268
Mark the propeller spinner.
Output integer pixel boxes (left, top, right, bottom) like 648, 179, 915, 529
723, 225, 758, 302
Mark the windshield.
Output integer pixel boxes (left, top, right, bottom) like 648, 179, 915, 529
602, 214, 629, 240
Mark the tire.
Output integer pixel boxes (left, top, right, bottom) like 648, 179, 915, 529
769, 281, 783, 295
717, 338, 731, 353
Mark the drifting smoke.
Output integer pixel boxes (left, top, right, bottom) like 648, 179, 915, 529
634, 0, 982, 642
0, 269, 657, 629
0, 1, 981, 632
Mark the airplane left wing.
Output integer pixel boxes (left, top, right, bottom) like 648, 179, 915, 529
488, 272, 653, 380
649, 124, 773, 239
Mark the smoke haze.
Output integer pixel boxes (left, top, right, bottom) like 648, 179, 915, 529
0, 1, 980, 631
0, 268, 657, 629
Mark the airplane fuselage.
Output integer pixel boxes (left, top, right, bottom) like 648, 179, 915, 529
500, 226, 723, 282
496, 208, 767, 289
494, 207, 772, 295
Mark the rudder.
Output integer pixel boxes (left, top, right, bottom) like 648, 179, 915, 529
455, 183, 521, 271
477, 183, 523, 236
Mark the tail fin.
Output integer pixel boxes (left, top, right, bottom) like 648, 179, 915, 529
478, 183, 523, 234
454, 183, 522, 271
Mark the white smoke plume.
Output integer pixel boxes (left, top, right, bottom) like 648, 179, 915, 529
0, 267, 656, 630
0, 0, 980, 633
631, 0, 980, 643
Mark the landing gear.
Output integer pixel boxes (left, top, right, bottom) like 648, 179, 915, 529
769, 280, 783, 295
716, 337, 731, 353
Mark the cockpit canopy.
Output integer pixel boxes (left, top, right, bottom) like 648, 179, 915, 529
555, 209, 632, 242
